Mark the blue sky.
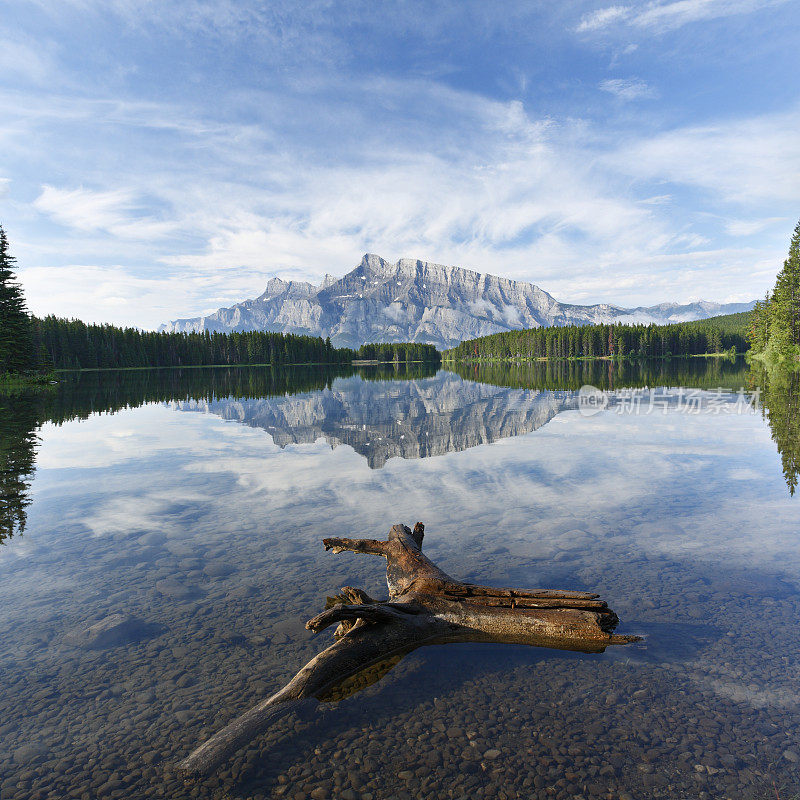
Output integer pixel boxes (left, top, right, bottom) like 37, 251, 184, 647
1, 0, 799, 327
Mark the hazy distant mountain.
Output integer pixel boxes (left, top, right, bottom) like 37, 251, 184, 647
161, 254, 754, 349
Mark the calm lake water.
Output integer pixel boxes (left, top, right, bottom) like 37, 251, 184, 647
1, 359, 798, 800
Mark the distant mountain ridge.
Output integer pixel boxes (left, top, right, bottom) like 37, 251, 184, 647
162, 254, 754, 349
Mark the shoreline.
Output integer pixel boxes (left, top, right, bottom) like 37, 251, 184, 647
440, 352, 743, 365
0, 373, 57, 390
49, 359, 439, 374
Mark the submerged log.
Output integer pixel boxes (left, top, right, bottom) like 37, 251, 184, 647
178, 522, 639, 776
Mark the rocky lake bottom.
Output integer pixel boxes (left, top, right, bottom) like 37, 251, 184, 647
0, 363, 798, 800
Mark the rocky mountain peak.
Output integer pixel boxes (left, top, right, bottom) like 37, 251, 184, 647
259, 276, 316, 300
319, 273, 337, 289
162, 254, 755, 348
261, 276, 290, 296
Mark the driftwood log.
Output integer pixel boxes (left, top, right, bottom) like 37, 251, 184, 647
179, 523, 639, 776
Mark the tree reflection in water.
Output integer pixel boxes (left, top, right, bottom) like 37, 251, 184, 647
754, 366, 800, 495
0, 389, 40, 542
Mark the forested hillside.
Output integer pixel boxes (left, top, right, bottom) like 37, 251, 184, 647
354, 342, 439, 363
33, 316, 351, 370
443, 317, 748, 362
690, 311, 751, 339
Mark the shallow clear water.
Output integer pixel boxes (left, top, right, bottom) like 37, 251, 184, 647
1, 361, 798, 800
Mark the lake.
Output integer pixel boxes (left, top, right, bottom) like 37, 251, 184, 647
1, 359, 798, 800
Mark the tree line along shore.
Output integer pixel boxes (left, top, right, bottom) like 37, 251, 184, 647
4, 220, 800, 382
441, 313, 748, 363
28, 317, 439, 371
441, 217, 793, 368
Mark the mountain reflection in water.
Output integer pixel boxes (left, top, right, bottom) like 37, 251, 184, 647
172, 373, 574, 468
2, 356, 798, 545
170, 358, 752, 469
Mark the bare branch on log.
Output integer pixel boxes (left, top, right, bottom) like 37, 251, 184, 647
306, 602, 420, 633
323, 537, 389, 556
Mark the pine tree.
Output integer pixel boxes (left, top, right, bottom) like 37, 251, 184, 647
0, 226, 34, 374
768, 219, 800, 363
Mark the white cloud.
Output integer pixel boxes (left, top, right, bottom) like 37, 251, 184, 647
34, 185, 135, 231
16, 84, 788, 323
725, 217, 787, 236
599, 78, 657, 100
2, 81, 655, 309
18, 263, 272, 325
547, 244, 775, 305
33, 185, 176, 239
576, 5, 632, 32
632, 0, 784, 31
577, 0, 786, 34
604, 106, 800, 203
0, 178, 10, 198
0, 36, 58, 85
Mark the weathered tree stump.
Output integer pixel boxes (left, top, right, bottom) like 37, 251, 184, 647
179, 522, 639, 776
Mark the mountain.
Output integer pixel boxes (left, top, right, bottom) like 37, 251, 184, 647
171, 371, 573, 468
161, 254, 754, 349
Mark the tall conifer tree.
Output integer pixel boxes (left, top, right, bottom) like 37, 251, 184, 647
0, 226, 34, 374
768, 220, 800, 362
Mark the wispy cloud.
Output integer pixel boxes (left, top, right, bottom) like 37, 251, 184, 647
577, 5, 632, 32
33, 185, 176, 239
0, 40, 53, 86
577, 0, 786, 34
604, 106, 800, 203
725, 216, 787, 236
599, 77, 657, 100
34, 186, 137, 232
19, 263, 267, 325
632, 0, 785, 31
